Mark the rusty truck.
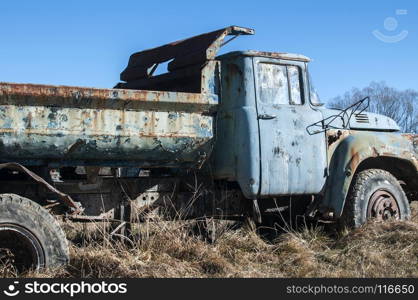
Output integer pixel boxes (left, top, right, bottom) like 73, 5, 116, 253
0, 26, 416, 271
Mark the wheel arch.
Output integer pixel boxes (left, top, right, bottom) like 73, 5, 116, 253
321, 131, 417, 218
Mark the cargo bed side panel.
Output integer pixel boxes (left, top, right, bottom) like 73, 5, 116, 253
0, 83, 218, 168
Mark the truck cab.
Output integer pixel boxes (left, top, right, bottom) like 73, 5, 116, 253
212, 46, 416, 226
213, 51, 327, 200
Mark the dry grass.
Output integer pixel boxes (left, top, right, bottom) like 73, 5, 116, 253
2, 202, 418, 278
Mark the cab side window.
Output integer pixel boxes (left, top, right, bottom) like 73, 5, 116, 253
258, 63, 289, 105
288, 66, 302, 105
257, 63, 303, 105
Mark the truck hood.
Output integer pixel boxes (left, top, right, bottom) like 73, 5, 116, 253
320, 108, 400, 132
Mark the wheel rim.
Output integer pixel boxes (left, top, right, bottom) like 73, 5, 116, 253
367, 189, 400, 221
0, 223, 45, 272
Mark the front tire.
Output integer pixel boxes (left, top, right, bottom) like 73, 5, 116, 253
0, 194, 69, 272
340, 169, 410, 228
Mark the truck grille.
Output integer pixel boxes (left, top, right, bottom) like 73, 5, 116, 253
355, 113, 369, 123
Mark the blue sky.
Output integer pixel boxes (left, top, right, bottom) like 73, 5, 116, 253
0, 0, 416, 102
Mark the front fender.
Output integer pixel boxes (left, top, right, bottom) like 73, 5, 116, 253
321, 130, 417, 217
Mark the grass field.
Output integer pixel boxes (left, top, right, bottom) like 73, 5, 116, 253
1, 202, 417, 278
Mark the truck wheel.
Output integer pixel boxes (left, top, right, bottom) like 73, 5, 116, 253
340, 169, 410, 228
0, 194, 69, 272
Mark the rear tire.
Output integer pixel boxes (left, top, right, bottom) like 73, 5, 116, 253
0, 194, 69, 272
340, 169, 410, 228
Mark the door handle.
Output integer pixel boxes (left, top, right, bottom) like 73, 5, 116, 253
258, 114, 277, 120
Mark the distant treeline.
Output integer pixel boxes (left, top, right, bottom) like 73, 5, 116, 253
328, 81, 417, 133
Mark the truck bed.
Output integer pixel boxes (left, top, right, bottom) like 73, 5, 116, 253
0, 82, 217, 168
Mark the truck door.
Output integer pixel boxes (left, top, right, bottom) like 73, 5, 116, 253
254, 58, 327, 196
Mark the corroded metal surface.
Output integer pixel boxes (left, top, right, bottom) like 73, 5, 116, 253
0, 82, 218, 112
402, 133, 418, 160
322, 129, 418, 217
117, 26, 252, 94
120, 26, 254, 82
217, 50, 311, 62
0, 82, 217, 168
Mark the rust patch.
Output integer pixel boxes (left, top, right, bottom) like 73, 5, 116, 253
349, 149, 360, 173
120, 26, 254, 81
327, 130, 342, 146
371, 147, 380, 157
0, 82, 218, 113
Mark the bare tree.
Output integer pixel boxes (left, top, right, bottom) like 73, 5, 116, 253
328, 82, 418, 133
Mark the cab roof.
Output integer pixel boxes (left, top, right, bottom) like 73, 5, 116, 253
217, 50, 311, 62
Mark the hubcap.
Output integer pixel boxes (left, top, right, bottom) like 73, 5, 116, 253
367, 190, 400, 221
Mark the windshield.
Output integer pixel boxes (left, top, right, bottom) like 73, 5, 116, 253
308, 72, 323, 106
